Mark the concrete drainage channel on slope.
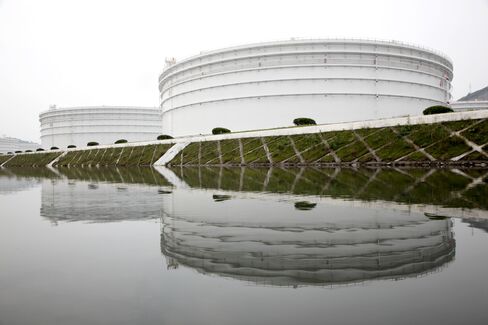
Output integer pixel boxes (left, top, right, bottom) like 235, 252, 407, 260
1, 110, 488, 168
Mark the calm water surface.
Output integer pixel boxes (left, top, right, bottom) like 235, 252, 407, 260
1, 167, 488, 325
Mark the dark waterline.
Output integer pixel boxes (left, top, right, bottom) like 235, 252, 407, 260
1, 167, 487, 325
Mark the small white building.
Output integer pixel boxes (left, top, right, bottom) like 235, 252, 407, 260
39, 106, 162, 149
159, 39, 453, 137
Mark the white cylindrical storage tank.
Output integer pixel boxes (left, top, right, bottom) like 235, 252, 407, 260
39, 106, 162, 149
159, 39, 453, 137
0, 137, 39, 154
450, 101, 488, 112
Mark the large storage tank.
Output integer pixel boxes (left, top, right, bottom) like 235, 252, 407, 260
39, 106, 162, 148
159, 39, 453, 137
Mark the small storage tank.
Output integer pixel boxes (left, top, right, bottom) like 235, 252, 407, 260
0, 136, 39, 154
39, 106, 162, 148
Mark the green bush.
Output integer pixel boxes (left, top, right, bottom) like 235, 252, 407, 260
25, 150, 32, 153
50, 146, 59, 150
36, 148, 45, 151
293, 117, 317, 126
213, 194, 232, 202
87, 142, 99, 147
157, 134, 174, 140
294, 201, 317, 210
114, 139, 128, 144
423, 106, 453, 115
67, 145, 76, 148
15, 150, 22, 153
7, 152, 13, 154
212, 127, 231, 135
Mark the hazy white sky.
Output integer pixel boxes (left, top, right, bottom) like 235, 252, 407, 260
1, 0, 487, 142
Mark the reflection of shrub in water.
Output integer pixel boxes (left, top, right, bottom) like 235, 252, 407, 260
213, 194, 232, 202
158, 189, 172, 194
294, 201, 317, 211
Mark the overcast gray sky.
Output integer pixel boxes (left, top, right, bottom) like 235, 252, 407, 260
1, 0, 487, 142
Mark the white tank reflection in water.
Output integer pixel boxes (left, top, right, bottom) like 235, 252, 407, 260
0, 170, 47, 195
36, 167, 456, 286
160, 189, 455, 287
40, 170, 168, 223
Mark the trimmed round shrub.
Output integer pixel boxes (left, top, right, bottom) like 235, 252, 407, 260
212, 127, 231, 135
87, 142, 99, 147
67, 145, 76, 148
293, 117, 317, 126
423, 106, 453, 115
157, 134, 174, 140
294, 201, 317, 211
15, 150, 22, 153
114, 139, 128, 144
36, 148, 45, 151
25, 150, 33, 153
50, 146, 59, 150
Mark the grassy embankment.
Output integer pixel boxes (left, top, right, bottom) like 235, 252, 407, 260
54, 144, 172, 167
1, 118, 487, 168
169, 119, 488, 166
0, 155, 14, 165
2, 152, 62, 167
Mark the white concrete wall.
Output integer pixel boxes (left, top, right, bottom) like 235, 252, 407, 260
159, 39, 453, 137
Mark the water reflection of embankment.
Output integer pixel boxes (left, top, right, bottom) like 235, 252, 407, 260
170, 167, 488, 211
